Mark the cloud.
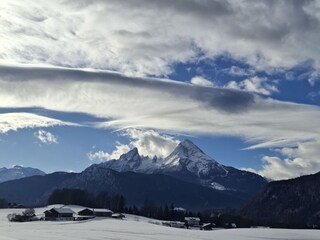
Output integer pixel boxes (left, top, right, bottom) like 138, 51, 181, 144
87, 129, 180, 161
190, 76, 214, 87
225, 66, 254, 77
308, 90, 320, 101
245, 140, 320, 180
34, 129, 58, 144
87, 151, 109, 162
226, 76, 278, 96
0, 64, 319, 146
1, 64, 320, 179
0, 112, 75, 134
1, 0, 320, 82
121, 129, 180, 158
87, 142, 130, 161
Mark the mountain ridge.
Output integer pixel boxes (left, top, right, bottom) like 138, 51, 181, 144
242, 171, 320, 227
0, 140, 266, 210
100, 139, 267, 195
0, 167, 250, 210
0, 165, 46, 183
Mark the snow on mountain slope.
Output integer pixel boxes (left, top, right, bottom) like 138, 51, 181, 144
101, 148, 162, 173
0, 165, 46, 183
162, 139, 228, 177
101, 140, 227, 176
98, 139, 267, 194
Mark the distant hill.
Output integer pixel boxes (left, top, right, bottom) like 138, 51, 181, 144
0, 166, 46, 183
0, 166, 250, 210
242, 171, 320, 227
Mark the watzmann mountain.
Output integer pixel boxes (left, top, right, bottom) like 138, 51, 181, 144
0, 140, 267, 210
100, 139, 267, 196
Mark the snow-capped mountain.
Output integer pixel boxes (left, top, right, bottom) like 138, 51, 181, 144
0, 140, 265, 209
0, 165, 46, 183
160, 139, 229, 176
99, 140, 267, 195
101, 147, 162, 174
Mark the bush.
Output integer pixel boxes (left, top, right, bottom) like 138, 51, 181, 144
7, 208, 36, 222
23, 208, 35, 217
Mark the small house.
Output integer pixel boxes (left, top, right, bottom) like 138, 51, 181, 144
112, 213, 125, 219
94, 208, 113, 217
184, 217, 201, 227
76, 208, 95, 221
44, 207, 75, 221
78, 208, 113, 217
78, 208, 94, 216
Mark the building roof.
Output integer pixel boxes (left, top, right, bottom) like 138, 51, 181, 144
202, 223, 215, 228
185, 217, 200, 221
94, 208, 113, 213
51, 207, 75, 214
78, 208, 93, 212
78, 208, 113, 214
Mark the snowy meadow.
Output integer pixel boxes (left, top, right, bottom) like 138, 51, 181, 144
0, 207, 319, 240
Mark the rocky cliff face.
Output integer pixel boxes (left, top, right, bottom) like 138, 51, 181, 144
100, 139, 267, 195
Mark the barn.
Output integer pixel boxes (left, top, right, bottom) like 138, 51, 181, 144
78, 208, 113, 217
94, 208, 113, 217
78, 208, 94, 216
184, 217, 201, 227
44, 207, 75, 221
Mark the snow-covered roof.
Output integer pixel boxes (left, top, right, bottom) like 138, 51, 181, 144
185, 217, 200, 221
94, 208, 113, 213
51, 207, 75, 214
173, 207, 186, 212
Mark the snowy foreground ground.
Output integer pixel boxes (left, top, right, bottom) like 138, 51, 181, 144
0, 206, 319, 240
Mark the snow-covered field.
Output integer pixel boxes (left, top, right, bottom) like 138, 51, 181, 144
0, 206, 319, 240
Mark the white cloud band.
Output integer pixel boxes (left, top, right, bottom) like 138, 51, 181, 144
1, 64, 320, 180
1, 0, 320, 80
0, 112, 75, 134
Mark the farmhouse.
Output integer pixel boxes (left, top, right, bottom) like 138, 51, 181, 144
94, 208, 113, 217
44, 207, 75, 221
184, 217, 201, 227
78, 208, 113, 217
78, 208, 94, 216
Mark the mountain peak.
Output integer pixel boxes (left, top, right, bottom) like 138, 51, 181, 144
96, 140, 267, 195
172, 139, 205, 158
12, 165, 23, 169
178, 139, 203, 152
119, 147, 140, 161
163, 139, 217, 169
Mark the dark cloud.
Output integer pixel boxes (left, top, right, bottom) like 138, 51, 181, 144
0, 64, 255, 114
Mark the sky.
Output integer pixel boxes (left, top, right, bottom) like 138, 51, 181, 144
0, 0, 320, 180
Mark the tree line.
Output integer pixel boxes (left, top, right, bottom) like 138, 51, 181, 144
47, 188, 254, 226
47, 188, 125, 212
